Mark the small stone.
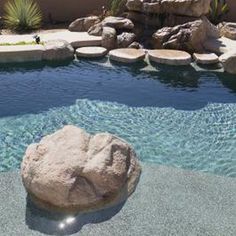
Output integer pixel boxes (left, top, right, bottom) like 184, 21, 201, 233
148, 49, 192, 65
76, 46, 107, 58
193, 53, 219, 65
109, 48, 145, 63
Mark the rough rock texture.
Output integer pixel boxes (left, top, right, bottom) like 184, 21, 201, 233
69, 16, 100, 32
101, 27, 117, 50
88, 23, 103, 36
21, 125, 141, 213
218, 22, 236, 40
128, 41, 143, 49
152, 17, 219, 53
126, 0, 212, 17
102, 16, 134, 30
42, 40, 74, 61
117, 32, 136, 48
219, 52, 236, 74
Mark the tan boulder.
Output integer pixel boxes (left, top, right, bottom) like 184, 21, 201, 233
101, 27, 117, 50
21, 125, 141, 213
219, 52, 236, 74
69, 16, 100, 32
218, 22, 236, 40
117, 32, 136, 48
126, 0, 211, 17
42, 40, 74, 61
102, 16, 134, 30
152, 17, 219, 53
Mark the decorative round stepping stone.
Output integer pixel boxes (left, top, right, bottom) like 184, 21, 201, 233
109, 48, 145, 63
193, 53, 219, 65
76, 46, 107, 58
148, 49, 192, 65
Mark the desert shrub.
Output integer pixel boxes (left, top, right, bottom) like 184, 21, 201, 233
4, 0, 42, 32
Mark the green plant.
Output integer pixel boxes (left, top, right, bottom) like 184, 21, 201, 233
209, 0, 229, 24
4, 0, 42, 32
109, 0, 126, 16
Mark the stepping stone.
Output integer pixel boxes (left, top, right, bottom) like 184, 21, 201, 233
109, 48, 145, 63
76, 46, 107, 58
193, 53, 219, 65
148, 49, 192, 65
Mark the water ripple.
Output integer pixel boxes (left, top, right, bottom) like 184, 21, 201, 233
0, 99, 235, 177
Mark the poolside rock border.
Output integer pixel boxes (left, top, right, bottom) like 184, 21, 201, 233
21, 125, 141, 213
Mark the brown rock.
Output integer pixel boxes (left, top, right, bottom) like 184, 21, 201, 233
102, 27, 117, 50
88, 23, 103, 36
126, 0, 212, 17
219, 52, 236, 74
117, 32, 136, 48
21, 125, 141, 213
42, 40, 74, 61
152, 17, 219, 53
102, 16, 134, 30
69, 16, 100, 32
218, 22, 236, 40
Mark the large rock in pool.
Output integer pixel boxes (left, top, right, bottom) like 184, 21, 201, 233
219, 52, 236, 75
21, 125, 141, 213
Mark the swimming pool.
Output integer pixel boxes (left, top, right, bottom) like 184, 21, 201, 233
0, 60, 236, 177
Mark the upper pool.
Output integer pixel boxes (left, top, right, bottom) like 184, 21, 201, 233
0, 60, 236, 177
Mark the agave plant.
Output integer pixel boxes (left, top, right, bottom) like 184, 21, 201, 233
4, 0, 42, 32
209, 0, 229, 24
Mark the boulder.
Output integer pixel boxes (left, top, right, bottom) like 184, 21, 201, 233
126, 0, 212, 17
42, 40, 74, 61
193, 53, 219, 65
128, 41, 143, 49
88, 23, 103, 36
117, 32, 136, 48
101, 27, 117, 50
219, 52, 236, 74
152, 17, 219, 53
102, 16, 134, 30
218, 22, 236, 40
69, 16, 100, 32
21, 125, 141, 213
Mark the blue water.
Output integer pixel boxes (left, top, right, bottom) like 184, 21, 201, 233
0, 60, 236, 177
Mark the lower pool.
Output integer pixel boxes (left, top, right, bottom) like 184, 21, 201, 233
0, 60, 236, 177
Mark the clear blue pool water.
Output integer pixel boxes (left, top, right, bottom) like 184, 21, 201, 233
0, 60, 236, 177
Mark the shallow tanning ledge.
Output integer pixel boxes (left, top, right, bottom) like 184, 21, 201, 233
148, 49, 192, 66
76, 46, 107, 58
0, 45, 44, 63
109, 48, 145, 63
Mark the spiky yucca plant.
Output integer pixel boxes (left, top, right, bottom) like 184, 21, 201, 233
4, 0, 42, 32
209, 0, 229, 24
109, 0, 126, 16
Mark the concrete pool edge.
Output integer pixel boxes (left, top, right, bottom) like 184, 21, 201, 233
0, 163, 235, 236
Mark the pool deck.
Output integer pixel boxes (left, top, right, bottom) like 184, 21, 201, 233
0, 163, 235, 236
0, 30, 102, 48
